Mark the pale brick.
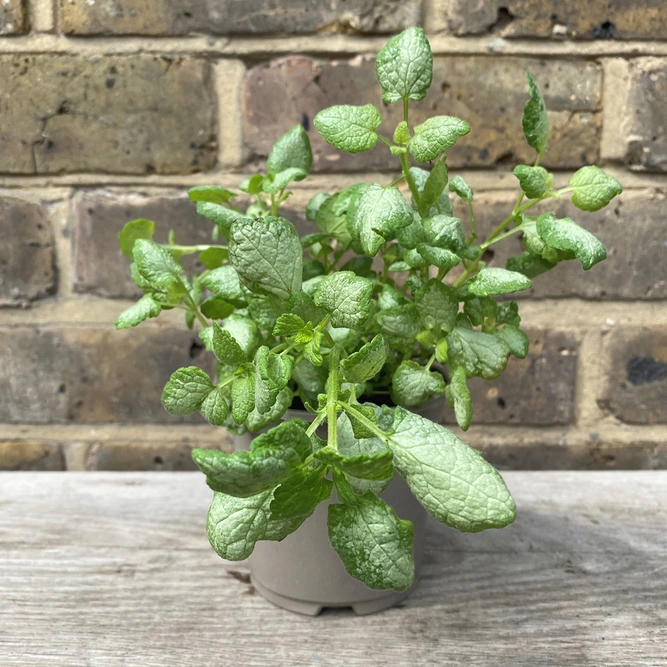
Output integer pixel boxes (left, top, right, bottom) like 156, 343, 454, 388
81, 440, 231, 471
0, 442, 64, 470
624, 58, 667, 173
478, 439, 667, 470
599, 326, 667, 424
0, 55, 216, 174
0, 327, 215, 424
59, 0, 421, 35
439, 0, 667, 39
442, 329, 579, 426
0, 0, 26, 35
457, 189, 666, 300
0, 196, 56, 305
243, 56, 601, 172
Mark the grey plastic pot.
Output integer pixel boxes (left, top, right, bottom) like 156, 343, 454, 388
233, 399, 445, 616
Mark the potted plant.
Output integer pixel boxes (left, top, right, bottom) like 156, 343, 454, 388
115, 28, 622, 615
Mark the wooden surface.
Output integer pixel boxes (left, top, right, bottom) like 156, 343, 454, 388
1, 472, 666, 666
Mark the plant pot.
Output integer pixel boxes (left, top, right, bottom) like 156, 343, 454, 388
232, 399, 444, 616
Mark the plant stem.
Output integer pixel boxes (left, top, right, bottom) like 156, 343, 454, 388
338, 401, 389, 445
400, 152, 420, 205
403, 98, 409, 123
327, 346, 341, 450
425, 352, 437, 371
467, 201, 476, 242
479, 225, 523, 249
305, 411, 327, 438
162, 244, 227, 254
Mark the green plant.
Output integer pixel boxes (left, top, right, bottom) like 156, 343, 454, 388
115, 28, 622, 592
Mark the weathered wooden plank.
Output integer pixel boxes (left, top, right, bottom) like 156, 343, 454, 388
0, 472, 665, 666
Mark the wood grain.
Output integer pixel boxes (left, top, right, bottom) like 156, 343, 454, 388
0, 472, 666, 666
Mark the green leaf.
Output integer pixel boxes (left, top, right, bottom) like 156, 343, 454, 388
292, 357, 327, 401
200, 296, 235, 320
463, 296, 497, 327
391, 360, 446, 408
188, 186, 235, 204
118, 219, 155, 259
316, 446, 394, 481
349, 184, 414, 256
239, 174, 265, 195
246, 386, 292, 432
423, 215, 476, 259
340, 334, 388, 384
376, 304, 421, 353
513, 165, 550, 199
506, 251, 556, 278
229, 216, 302, 299
231, 369, 255, 424
273, 313, 305, 337
393, 120, 410, 144
522, 72, 549, 154
246, 297, 280, 331
270, 465, 333, 520
435, 337, 448, 363
447, 327, 511, 380
132, 239, 184, 293
497, 301, 521, 326
206, 489, 305, 560
287, 292, 326, 327
415, 279, 458, 333
337, 410, 392, 495
418, 159, 448, 218
328, 493, 415, 591
200, 389, 229, 426
449, 175, 473, 202
192, 420, 309, 497
347, 403, 380, 439
495, 325, 529, 359
378, 284, 405, 311
405, 247, 428, 269
387, 407, 516, 532
468, 267, 532, 297
115, 294, 161, 329
444, 366, 472, 431
211, 322, 247, 366
416, 244, 461, 270
197, 202, 249, 231
314, 104, 383, 154
267, 125, 312, 177
198, 247, 229, 270
411, 167, 454, 216
219, 315, 262, 359
396, 214, 427, 250
254, 346, 293, 415
306, 193, 331, 221
314, 271, 373, 330
536, 213, 607, 270
570, 166, 622, 212
162, 367, 214, 415
408, 116, 470, 163
200, 265, 247, 308
263, 167, 308, 194
315, 195, 352, 246
375, 27, 433, 104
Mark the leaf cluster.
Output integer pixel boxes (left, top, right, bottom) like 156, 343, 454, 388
115, 28, 621, 592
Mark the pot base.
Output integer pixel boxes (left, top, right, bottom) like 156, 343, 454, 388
251, 574, 416, 616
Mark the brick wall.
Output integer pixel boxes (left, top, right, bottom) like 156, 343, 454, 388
1, 0, 666, 471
